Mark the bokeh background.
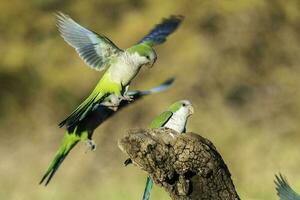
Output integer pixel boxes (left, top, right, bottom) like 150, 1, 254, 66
1, 0, 300, 199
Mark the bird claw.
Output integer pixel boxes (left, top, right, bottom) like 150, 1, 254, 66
85, 139, 97, 152
109, 106, 119, 111
121, 95, 133, 102
101, 98, 120, 107
124, 158, 132, 166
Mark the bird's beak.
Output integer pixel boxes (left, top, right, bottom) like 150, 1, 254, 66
188, 105, 194, 116
147, 61, 154, 68
148, 57, 157, 68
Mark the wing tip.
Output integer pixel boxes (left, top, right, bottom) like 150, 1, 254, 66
54, 11, 69, 20
163, 77, 175, 85
166, 15, 185, 23
160, 15, 184, 28
275, 173, 288, 185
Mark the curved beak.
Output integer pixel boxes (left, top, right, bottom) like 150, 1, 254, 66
146, 63, 153, 68
188, 105, 194, 116
148, 58, 156, 68
148, 53, 157, 68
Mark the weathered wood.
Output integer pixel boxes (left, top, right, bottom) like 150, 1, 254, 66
118, 128, 240, 200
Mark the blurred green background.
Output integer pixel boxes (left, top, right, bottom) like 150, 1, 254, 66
1, 0, 300, 199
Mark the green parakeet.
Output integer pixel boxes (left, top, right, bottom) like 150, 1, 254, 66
56, 12, 183, 128
39, 78, 174, 186
142, 100, 194, 200
275, 174, 300, 200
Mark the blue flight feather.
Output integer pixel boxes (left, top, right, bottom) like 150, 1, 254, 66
275, 174, 300, 200
138, 15, 184, 46
127, 78, 175, 96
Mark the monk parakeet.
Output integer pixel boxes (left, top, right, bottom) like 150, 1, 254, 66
275, 174, 300, 200
141, 100, 194, 200
39, 78, 174, 186
56, 12, 183, 128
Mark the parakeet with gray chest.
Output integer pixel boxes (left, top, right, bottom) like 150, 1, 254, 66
56, 12, 183, 129
140, 100, 194, 200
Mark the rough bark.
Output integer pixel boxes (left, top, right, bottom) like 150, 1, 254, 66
118, 128, 240, 200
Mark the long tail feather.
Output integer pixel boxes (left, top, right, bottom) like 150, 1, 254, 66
142, 176, 154, 200
40, 132, 80, 186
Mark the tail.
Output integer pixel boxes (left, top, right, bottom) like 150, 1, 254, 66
39, 132, 80, 186
142, 176, 154, 200
275, 173, 300, 200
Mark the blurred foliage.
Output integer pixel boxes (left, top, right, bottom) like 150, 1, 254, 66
1, 0, 300, 199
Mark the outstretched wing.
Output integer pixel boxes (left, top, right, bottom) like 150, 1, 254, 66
137, 15, 184, 46
126, 77, 175, 97
56, 12, 122, 71
275, 174, 300, 200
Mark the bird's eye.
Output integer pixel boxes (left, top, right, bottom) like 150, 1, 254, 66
146, 55, 150, 60
182, 103, 187, 107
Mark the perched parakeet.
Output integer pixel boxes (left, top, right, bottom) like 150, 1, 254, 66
275, 174, 300, 200
39, 78, 174, 186
141, 100, 194, 200
56, 12, 183, 128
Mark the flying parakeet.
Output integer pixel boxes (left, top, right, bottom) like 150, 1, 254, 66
39, 78, 175, 186
56, 12, 183, 128
275, 174, 300, 200
141, 100, 194, 200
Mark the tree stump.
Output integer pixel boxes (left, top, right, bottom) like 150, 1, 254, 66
118, 128, 240, 200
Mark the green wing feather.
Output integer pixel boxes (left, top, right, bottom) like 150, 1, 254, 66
56, 12, 122, 71
149, 111, 173, 128
59, 90, 107, 128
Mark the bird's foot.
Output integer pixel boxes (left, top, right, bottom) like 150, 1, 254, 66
101, 95, 122, 107
120, 94, 133, 102
85, 139, 97, 152
124, 158, 132, 166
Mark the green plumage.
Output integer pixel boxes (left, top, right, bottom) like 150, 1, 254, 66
59, 73, 122, 128
56, 13, 182, 128
40, 79, 175, 186
142, 100, 193, 200
148, 101, 185, 128
40, 129, 88, 186
149, 111, 173, 128
142, 111, 173, 200
143, 106, 176, 200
